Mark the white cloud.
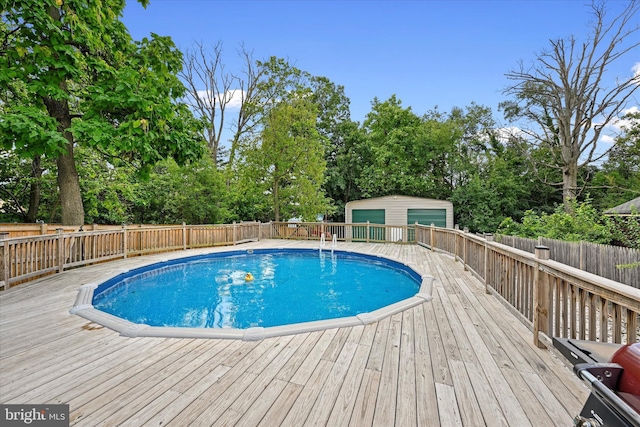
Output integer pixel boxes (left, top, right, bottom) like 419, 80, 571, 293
193, 89, 246, 109
600, 134, 616, 144
599, 106, 639, 144
495, 126, 526, 143
633, 62, 640, 79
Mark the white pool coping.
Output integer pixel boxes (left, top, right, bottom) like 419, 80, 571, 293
70, 248, 434, 341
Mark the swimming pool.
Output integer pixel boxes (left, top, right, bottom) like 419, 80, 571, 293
71, 248, 434, 340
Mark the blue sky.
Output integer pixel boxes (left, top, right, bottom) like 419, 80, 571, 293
122, 0, 639, 128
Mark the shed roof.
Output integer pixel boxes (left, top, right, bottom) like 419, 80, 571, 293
604, 197, 640, 215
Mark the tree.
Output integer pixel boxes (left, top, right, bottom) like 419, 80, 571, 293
1, 1, 204, 225
589, 111, 640, 210
180, 42, 264, 166
500, 0, 640, 212
239, 98, 328, 221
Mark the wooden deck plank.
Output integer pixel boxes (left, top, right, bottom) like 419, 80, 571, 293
396, 308, 417, 426
413, 303, 440, 427
448, 359, 484, 426
0, 240, 589, 427
372, 312, 402, 427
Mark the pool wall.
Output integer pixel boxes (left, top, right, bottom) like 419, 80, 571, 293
70, 248, 434, 341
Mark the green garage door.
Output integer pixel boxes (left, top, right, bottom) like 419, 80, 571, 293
352, 209, 385, 241
408, 209, 446, 227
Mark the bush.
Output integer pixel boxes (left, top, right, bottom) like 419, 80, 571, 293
496, 199, 613, 244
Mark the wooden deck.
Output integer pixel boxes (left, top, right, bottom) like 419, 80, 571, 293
0, 240, 589, 426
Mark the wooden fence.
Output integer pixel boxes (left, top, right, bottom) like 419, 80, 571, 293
496, 235, 640, 288
2, 221, 638, 348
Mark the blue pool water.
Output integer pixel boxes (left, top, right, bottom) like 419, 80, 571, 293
92, 249, 421, 329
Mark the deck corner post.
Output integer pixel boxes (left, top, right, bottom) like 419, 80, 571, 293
484, 234, 494, 293
533, 245, 550, 348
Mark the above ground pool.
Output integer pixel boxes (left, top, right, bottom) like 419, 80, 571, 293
71, 248, 433, 340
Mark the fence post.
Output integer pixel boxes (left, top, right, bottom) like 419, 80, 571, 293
40, 222, 47, 235
484, 234, 493, 294
182, 222, 187, 251
463, 227, 469, 271
56, 228, 64, 273
1, 233, 9, 290
122, 225, 128, 259
533, 245, 550, 349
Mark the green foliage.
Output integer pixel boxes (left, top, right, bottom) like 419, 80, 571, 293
609, 216, 640, 250
130, 156, 232, 225
497, 200, 613, 244
1, 0, 205, 224
239, 97, 330, 221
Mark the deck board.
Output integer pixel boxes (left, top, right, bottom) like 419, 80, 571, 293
0, 240, 589, 426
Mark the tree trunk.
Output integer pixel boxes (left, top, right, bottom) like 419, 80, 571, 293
43, 91, 85, 226
56, 143, 84, 225
562, 161, 578, 214
25, 155, 42, 223
273, 178, 280, 222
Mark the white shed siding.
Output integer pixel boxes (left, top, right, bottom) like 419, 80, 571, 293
345, 195, 454, 228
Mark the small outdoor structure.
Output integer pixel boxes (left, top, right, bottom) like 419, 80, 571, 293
346, 195, 454, 228
345, 195, 454, 241
604, 197, 640, 216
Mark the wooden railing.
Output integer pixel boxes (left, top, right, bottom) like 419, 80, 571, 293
269, 221, 416, 243
416, 225, 639, 347
2, 221, 637, 348
0, 222, 260, 289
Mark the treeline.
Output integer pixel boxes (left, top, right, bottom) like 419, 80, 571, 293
2, 92, 637, 234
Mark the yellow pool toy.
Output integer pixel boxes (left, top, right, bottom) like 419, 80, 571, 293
244, 273, 254, 282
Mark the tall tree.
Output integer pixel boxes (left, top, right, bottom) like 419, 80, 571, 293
500, 0, 640, 212
181, 42, 264, 166
239, 97, 328, 221
1, 0, 204, 225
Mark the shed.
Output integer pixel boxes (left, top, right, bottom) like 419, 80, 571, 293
345, 195, 454, 228
604, 197, 640, 216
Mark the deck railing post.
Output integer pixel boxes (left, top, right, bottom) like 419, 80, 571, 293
463, 227, 469, 271
1, 232, 9, 290
182, 222, 187, 251
533, 245, 551, 349
430, 223, 435, 251
454, 225, 459, 261
56, 228, 64, 273
484, 234, 493, 294
233, 221, 237, 245
366, 221, 370, 243
122, 225, 128, 259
